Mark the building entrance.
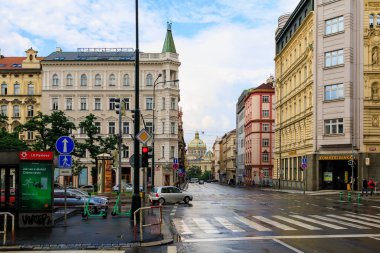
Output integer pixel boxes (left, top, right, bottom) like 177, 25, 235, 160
319, 159, 357, 190
0, 166, 18, 213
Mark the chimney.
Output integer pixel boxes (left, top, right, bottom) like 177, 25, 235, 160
56, 47, 62, 52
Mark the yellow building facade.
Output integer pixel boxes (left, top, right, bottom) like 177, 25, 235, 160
0, 48, 42, 142
274, 1, 314, 189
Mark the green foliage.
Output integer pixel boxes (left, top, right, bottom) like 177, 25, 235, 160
0, 114, 7, 124
0, 129, 28, 151
200, 170, 212, 181
186, 166, 202, 179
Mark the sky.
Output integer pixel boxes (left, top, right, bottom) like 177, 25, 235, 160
0, 0, 300, 149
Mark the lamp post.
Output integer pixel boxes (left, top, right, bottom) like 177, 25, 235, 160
151, 78, 179, 189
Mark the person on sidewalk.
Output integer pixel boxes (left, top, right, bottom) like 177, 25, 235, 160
362, 178, 368, 196
368, 178, 376, 196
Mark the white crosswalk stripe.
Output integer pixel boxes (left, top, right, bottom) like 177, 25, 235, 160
349, 213, 380, 220
234, 215, 271, 231
343, 213, 380, 224
327, 215, 380, 228
215, 217, 245, 232
290, 215, 346, 230
193, 218, 219, 234
253, 216, 296, 230
273, 215, 322, 230
173, 219, 193, 235
310, 215, 368, 229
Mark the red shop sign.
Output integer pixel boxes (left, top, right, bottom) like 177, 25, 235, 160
19, 151, 54, 161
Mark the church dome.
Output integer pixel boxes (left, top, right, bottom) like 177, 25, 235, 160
188, 131, 206, 148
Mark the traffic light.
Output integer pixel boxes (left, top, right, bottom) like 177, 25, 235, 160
142, 146, 149, 167
114, 98, 121, 114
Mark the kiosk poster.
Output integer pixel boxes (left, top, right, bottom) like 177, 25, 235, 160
20, 163, 52, 210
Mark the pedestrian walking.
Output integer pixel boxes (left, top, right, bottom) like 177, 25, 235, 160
362, 178, 368, 196
368, 178, 376, 196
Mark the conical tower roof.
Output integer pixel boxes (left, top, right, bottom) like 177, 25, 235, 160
162, 22, 177, 53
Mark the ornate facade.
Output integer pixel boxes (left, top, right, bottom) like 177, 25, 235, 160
186, 131, 213, 175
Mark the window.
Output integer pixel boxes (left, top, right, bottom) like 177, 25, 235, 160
27, 105, 34, 117
80, 97, 87, 111
162, 97, 166, 110
262, 95, 269, 103
1, 83, 7, 95
161, 146, 165, 158
262, 138, 269, 147
123, 74, 130, 86
79, 126, 86, 134
162, 121, 165, 134
124, 98, 130, 111
146, 74, 153, 86
80, 74, 87, 86
13, 83, 20, 95
170, 146, 175, 159
170, 98, 176, 110
92, 98, 101, 110
109, 98, 115, 110
262, 123, 270, 132
262, 152, 269, 162
65, 98, 73, 110
66, 74, 73, 86
324, 118, 344, 134
325, 16, 344, 35
52, 74, 59, 86
122, 146, 130, 158
13, 105, 20, 117
325, 49, 344, 67
146, 98, 153, 110
0, 105, 7, 116
325, 83, 343, 100
27, 83, 34, 95
52, 98, 59, 110
95, 122, 101, 134
95, 74, 102, 86
378, 14, 380, 26
27, 131, 34, 140
108, 122, 116, 134
146, 122, 153, 134
123, 122, 130, 134
170, 122, 176, 134
109, 74, 116, 86
262, 110, 269, 117
370, 14, 374, 27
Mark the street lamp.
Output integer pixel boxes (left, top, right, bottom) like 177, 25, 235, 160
151, 77, 179, 188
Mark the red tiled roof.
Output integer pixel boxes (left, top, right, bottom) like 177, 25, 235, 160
0, 57, 44, 70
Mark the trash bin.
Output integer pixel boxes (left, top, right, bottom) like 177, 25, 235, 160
347, 183, 351, 191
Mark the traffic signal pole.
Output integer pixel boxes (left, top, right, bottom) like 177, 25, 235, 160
131, 0, 141, 219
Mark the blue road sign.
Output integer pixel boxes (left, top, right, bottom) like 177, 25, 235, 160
59, 155, 72, 168
173, 158, 178, 164
302, 157, 307, 164
55, 136, 75, 154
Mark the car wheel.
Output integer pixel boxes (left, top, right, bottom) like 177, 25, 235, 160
184, 196, 190, 204
158, 198, 165, 205
88, 205, 97, 214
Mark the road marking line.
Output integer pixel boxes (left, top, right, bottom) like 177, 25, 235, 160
193, 218, 219, 234
167, 245, 177, 253
371, 206, 380, 209
173, 219, 193, 235
290, 215, 346, 230
234, 216, 271, 231
273, 239, 304, 253
253, 216, 296, 230
370, 237, 380, 241
327, 215, 380, 228
325, 207, 335, 210
348, 213, 380, 220
343, 213, 380, 224
273, 216, 322, 230
181, 233, 380, 243
310, 215, 368, 229
215, 217, 245, 232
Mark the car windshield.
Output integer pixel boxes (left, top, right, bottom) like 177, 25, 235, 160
152, 187, 158, 193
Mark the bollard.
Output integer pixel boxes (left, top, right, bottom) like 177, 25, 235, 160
348, 192, 351, 202
357, 193, 361, 204
340, 191, 343, 201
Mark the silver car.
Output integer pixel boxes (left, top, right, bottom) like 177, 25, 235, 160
149, 186, 193, 205
53, 189, 108, 212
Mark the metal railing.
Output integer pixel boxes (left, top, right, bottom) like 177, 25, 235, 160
133, 205, 162, 242
0, 212, 15, 245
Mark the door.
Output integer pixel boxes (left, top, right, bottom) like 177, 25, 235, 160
0, 166, 17, 213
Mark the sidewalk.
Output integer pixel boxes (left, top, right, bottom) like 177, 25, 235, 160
1, 203, 173, 251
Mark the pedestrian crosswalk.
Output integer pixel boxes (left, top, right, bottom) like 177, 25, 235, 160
173, 213, 380, 237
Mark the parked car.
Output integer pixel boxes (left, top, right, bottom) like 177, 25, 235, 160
79, 185, 95, 193
149, 186, 193, 205
112, 183, 133, 192
199, 180, 204, 184
53, 189, 108, 213
189, 178, 199, 183
66, 188, 109, 206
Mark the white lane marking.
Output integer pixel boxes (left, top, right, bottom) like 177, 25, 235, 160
273, 239, 304, 253
371, 206, 380, 209
327, 215, 380, 228
370, 237, 380, 241
253, 216, 296, 231
234, 216, 271, 231
167, 245, 177, 253
215, 217, 245, 232
193, 218, 219, 234
290, 215, 346, 230
311, 215, 368, 229
348, 213, 380, 220
273, 216, 322, 230
181, 233, 380, 243
325, 207, 335, 210
343, 213, 380, 224
173, 219, 193, 235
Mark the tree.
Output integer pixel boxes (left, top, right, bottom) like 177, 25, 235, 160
186, 166, 202, 179
0, 115, 28, 151
201, 170, 212, 181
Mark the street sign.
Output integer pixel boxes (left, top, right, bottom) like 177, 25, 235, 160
301, 163, 307, 169
302, 157, 307, 164
59, 168, 72, 176
58, 155, 72, 168
172, 163, 179, 170
348, 160, 353, 166
173, 158, 178, 164
55, 136, 75, 154
129, 154, 142, 168
136, 129, 152, 144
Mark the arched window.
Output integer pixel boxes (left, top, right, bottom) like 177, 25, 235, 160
13, 105, 20, 117
66, 74, 73, 86
123, 74, 130, 86
146, 74, 153, 86
14, 83, 20, 95
80, 74, 87, 86
52, 74, 59, 86
109, 74, 116, 86
0, 105, 7, 116
370, 14, 374, 27
372, 82, 379, 99
27, 83, 34, 95
1, 83, 7, 95
95, 74, 101, 86
27, 105, 34, 117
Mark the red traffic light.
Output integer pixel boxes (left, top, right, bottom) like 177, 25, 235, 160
142, 146, 149, 153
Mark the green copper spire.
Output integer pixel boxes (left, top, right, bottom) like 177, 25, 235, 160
162, 22, 177, 53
